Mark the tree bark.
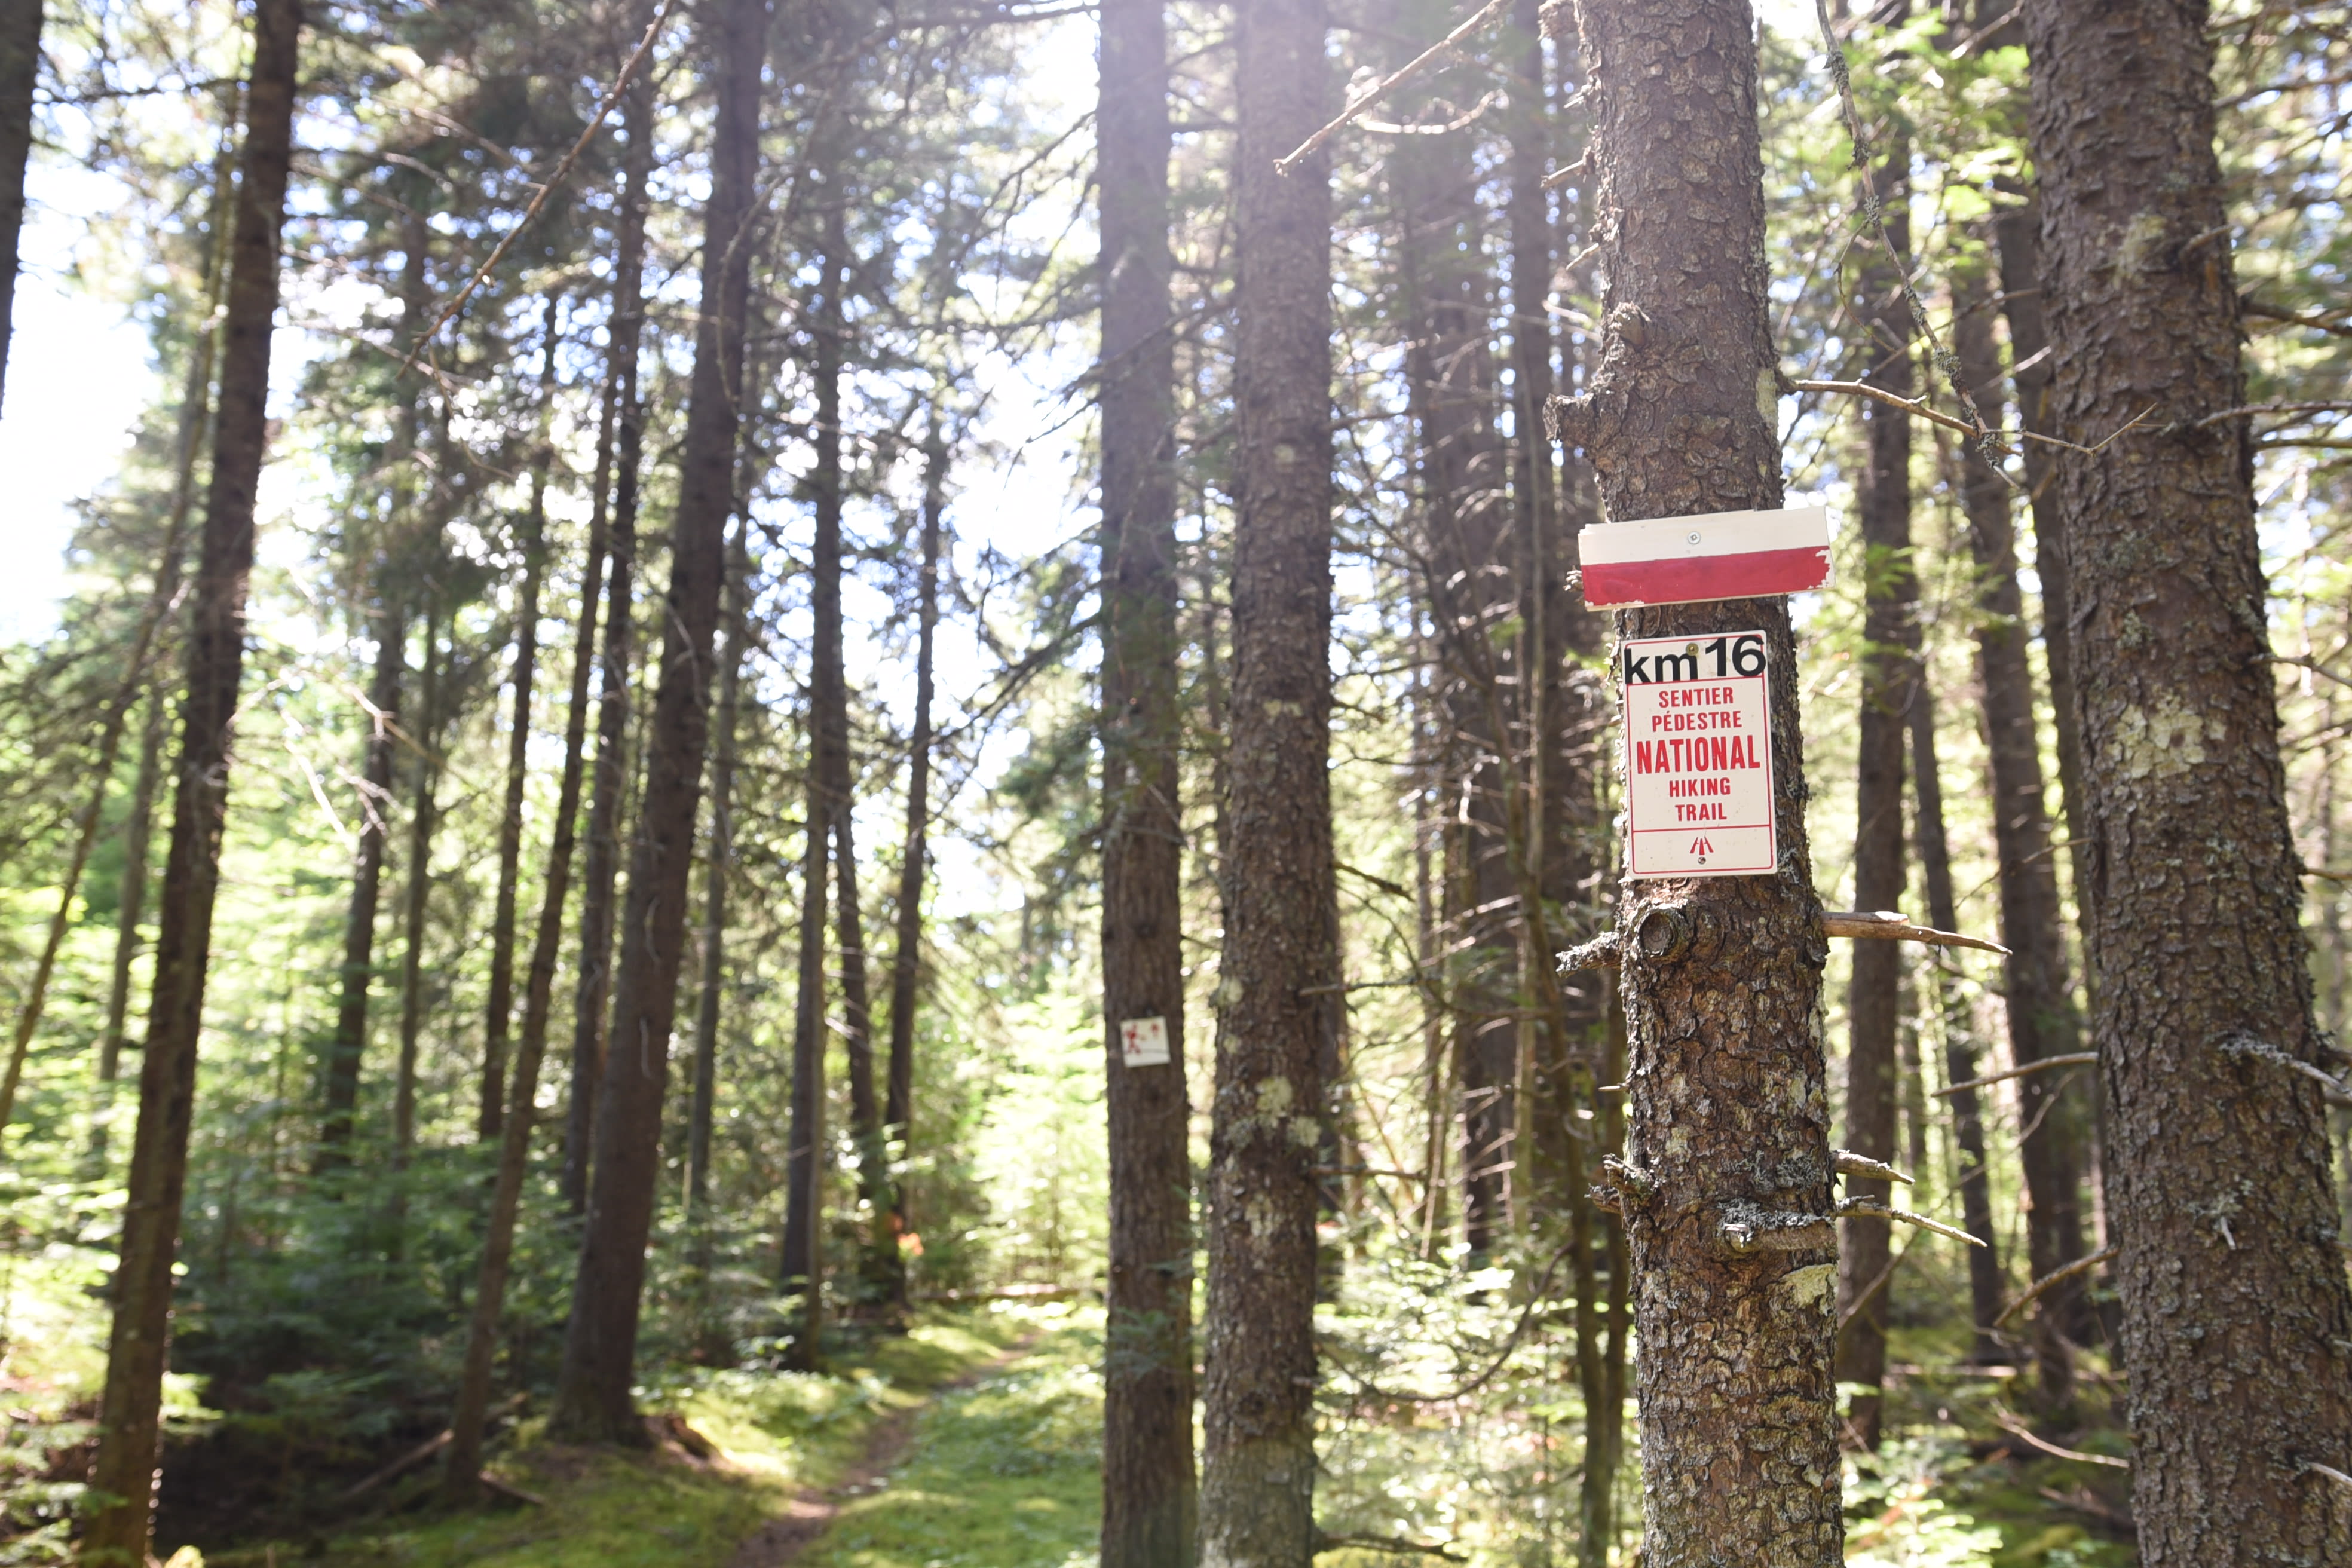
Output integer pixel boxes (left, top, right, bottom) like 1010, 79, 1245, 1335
879, 417, 942, 1315
687, 518, 747, 1232
1952, 220, 2090, 1399
2025, 2, 2352, 1558
548, 0, 768, 1444
1557, 2, 1842, 1561
1200, 1, 1331, 1561
780, 199, 849, 1374
443, 318, 618, 1508
392, 599, 443, 1179
314, 598, 407, 1169
1098, 0, 1193, 1554
480, 302, 561, 1144
82, 1, 303, 1555
1906, 690, 2005, 1362
564, 15, 656, 1217
0, 0, 40, 416
1833, 20, 1914, 1448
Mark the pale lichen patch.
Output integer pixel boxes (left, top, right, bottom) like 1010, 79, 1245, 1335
2115, 691, 2221, 780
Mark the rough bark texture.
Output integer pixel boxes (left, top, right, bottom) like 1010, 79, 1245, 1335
879, 420, 941, 1312
0, 0, 39, 415
1200, 0, 1331, 1561
1558, 2, 1841, 1561
780, 213, 848, 1371
316, 601, 407, 1168
480, 314, 559, 1144
2026, 2, 2352, 1558
1952, 227, 2090, 1396
82, 2, 302, 1555
564, 30, 654, 1217
1906, 690, 2005, 1360
687, 520, 746, 1225
1833, 59, 1914, 1450
445, 327, 615, 1508
550, 0, 768, 1443
392, 602, 442, 1174
1098, 0, 1193, 1557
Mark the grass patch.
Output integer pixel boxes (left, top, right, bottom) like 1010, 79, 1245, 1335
192, 1309, 1039, 1568
798, 1304, 1102, 1568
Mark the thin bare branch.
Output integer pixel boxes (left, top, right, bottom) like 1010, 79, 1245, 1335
1994, 1245, 2116, 1328
1934, 1052, 2098, 1099
1273, 0, 1511, 176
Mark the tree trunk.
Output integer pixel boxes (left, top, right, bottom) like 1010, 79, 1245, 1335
686, 517, 747, 1233
1906, 690, 2005, 1361
1200, 0, 1331, 1560
393, 599, 443, 1176
1098, 0, 1193, 1553
782, 201, 848, 1370
549, 0, 768, 1446
92, 690, 167, 1166
1557, 2, 1842, 1560
564, 16, 656, 1217
82, 1, 303, 1555
443, 317, 618, 1508
0, 0, 40, 416
1951, 220, 2090, 1400
2025, 3, 2352, 1558
880, 417, 941, 1314
1833, 26, 1915, 1448
480, 302, 561, 1144
315, 598, 407, 1169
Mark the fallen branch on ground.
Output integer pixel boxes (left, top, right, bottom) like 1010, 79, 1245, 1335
339, 1393, 528, 1502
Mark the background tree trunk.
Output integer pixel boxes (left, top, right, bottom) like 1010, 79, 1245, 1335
564, 19, 655, 1217
2026, 1, 2352, 1558
1098, 0, 1193, 1554
549, 0, 768, 1444
687, 517, 748, 1235
0, 0, 40, 415
1906, 691, 2005, 1360
82, 0, 303, 1554
1833, 27, 1915, 1447
391, 599, 443, 1182
1558, 1, 1843, 1559
1200, 0, 1331, 1560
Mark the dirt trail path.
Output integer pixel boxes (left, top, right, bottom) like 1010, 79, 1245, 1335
724, 1337, 1035, 1567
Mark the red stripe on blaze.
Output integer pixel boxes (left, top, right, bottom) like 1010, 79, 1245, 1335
1580, 545, 1830, 609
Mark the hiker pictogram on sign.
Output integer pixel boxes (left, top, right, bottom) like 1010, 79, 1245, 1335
1120, 1015, 1171, 1068
1621, 631, 1777, 878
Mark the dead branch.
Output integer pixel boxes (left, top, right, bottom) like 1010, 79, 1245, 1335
2242, 298, 2352, 338
1315, 1530, 1468, 1561
1822, 908, 2008, 954
1838, 1198, 1988, 1248
1273, 0, 1511, 176
1934, 1052, 2097, 1099
337, 1394, 528, 1502
2219, 1031, 2352, 1107
477, 1472, 549, 1507
1834, 1148, 1913, 1186
2305, 1461, 2352, 1493
1790, 379, 2155, 457
1994, 1246, 2116, 1329
1993, 1408, 2130, 1469
2195, 400, 2352, 428
1539, 152, 1588, 192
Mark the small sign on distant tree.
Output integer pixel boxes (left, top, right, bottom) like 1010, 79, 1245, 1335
1621, 631, 1776, 878
1120, 1016, 1171, 1068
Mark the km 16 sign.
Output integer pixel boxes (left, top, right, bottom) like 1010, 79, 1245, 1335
1621, 631, 1776, 878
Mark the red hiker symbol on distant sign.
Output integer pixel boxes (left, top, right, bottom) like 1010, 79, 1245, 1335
1120, 1015, 1171, 1068
1581, 507, 1829, 880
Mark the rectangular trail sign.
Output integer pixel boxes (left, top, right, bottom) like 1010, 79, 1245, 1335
1578, 506, 1831, 610
1120, 1016, 1171, 1068
1622, 630, 1777, 878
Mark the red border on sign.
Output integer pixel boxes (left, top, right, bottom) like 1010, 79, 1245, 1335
1582, 546, 1830, 610
1621, 637, 1779, 879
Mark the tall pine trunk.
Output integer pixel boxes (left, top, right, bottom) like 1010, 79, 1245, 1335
444, 314, 619, 1506
315, 599, 408, 1168
480, 305, 561, 1143
780, 201, 849, 1374
1951, 222, 2088, 1399
1098, 0, 1193, 1554
1906, 691, 2005, 1360
82, 1, 304, 1555
1833, 15, 1915, 1447
0, 0, 39, 414
391, 599, 443, 1179
878, 417, 942, 1313
686, 517, 748, 1233
564, 17, 656, 1215
548, 0, 768, 1443
1201, 1, 1332, 1560
1557, 1, 1842, 1557
2026, 2, 2352, 1557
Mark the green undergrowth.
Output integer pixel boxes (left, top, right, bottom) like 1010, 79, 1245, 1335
796, 1304, 1102, 1568
195, 1304, 1052, 1568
